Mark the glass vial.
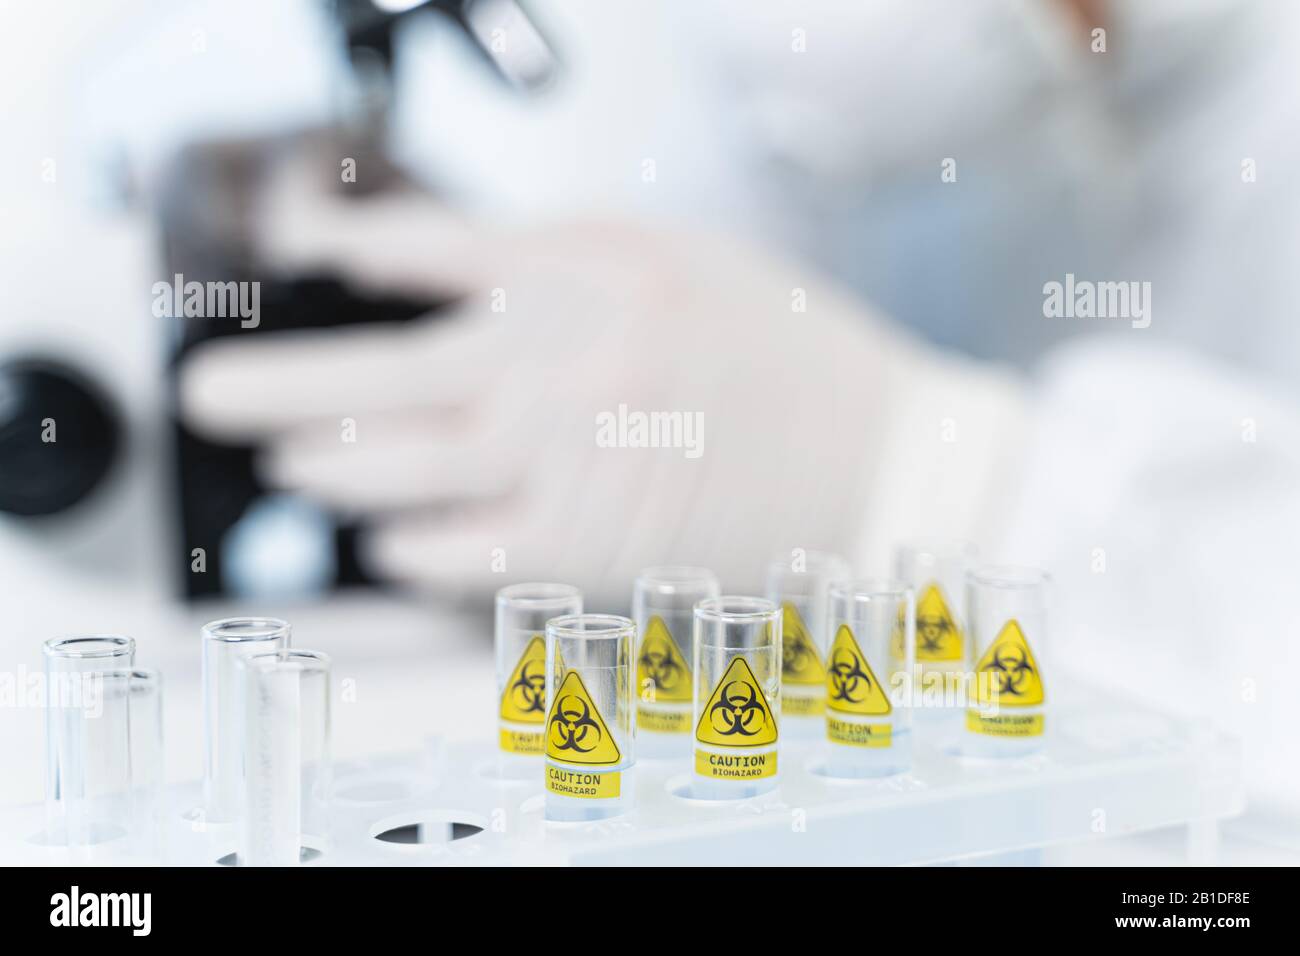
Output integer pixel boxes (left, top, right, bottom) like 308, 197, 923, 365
129, 667, 164, 858
964, 566, 1050, 756
765, 551, 851, 732
202, 618, 290, 824
43, 635, 135, 847
692, 597, 781, 800
633, 566, 719, 758
544, 614, 635, 822
495, 583, 583, 769
238, 648, 332, 865
824, 581, 914, 778
895, 541, 977, 718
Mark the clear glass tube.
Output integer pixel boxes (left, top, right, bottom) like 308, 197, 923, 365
765, 551, 851, 730
692, 597, 781, 799
824, 580, 914, 778
238, 648, 331, 866
202, 617, 290, 824
129, 667, 164, 858
633, 566, 719, 757
544, 614, 634, 822
495, 583, 582, 766
895, 541, 977, 717
43, 635, 135, 847
964, 566, 1050, 756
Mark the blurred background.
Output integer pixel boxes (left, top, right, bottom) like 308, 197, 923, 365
1, 0, 1298, 862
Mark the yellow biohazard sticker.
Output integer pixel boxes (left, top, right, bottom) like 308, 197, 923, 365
500, 635, 548, 724
694, 749, 777, 780
826, 717, 893, 748
965, 712, 1045, 738
545, 766, 620, 799
545, 671, 622, 765
781, 602, 827, 685
915, 583, 963, 661
636, 615, 692, 704
826, 624, 892, 716
969, 619, 1044, 707
695, 656, 778, 747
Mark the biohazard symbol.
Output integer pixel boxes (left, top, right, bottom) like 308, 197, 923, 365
826, 625, 892, 716
636, 616, 692, 703
499, 636, 548, 723
781, 602, 827, 685
914, 583, 963, 661
971, 619, 1044, 707
695, 657, 778, 747
545, 671, 621, 765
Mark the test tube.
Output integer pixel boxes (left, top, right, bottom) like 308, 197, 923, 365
543, 614, 634, 822
202, 617, 290, 824
129, 668, 164, 857
238, 648, 331, 866
764, 551, 851, 731
964, 566, 1050, 756
633, 566, 719, 758
895, 541, 977, 717
495, 583, 583, 767
692, 597, 781, 800
43, 635, 134, 847
824, 581, 914, 778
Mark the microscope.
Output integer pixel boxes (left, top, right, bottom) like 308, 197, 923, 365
0, 1, 556, 600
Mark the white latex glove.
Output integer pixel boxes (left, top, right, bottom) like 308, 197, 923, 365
180, 189, 1027, 605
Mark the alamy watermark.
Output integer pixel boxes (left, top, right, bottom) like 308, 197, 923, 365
595, 404, 703, 459
1043, 273, 1151, 329
152, 273, 260, 328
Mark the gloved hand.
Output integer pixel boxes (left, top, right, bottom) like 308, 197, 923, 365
180, 186, 1026, 605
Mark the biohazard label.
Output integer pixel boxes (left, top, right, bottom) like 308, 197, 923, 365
695, 657, 778, 747
638, 707, 692, 734
969, 619, 1044, 707
781, 602, 827, 685
499, 728, 545, 755
915, 583, 963, 661
545, 766, 621, 799
826, 625, 892, 716
965, 712, 1045, 738
500, 636, 548, 724
545, 671, 622, 765
826, 717, 893, 748
636, 615, 692, 705
694, 750, 777, 780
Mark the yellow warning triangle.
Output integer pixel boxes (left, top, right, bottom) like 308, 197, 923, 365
545, 671, 622, 765
971, 619, 1044, 707
499, 635, 548, 723
781, 602, 827, 685
915, 583, 963, 661
826, 624, 892, 716
636, 615, 692, 703
695, 656, 778, 747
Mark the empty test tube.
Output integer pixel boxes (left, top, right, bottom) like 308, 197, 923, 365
202, 617, 290, 824
495, 583, 582, 763
544, 614, 635, 822
895, 541, 977, 715
43, 635, 134, 847
238, 648, 331, 866
633, 566, 719, 757
824, 581, 914, 778
692, 597, 781, 799
964, 566, 1050, 756
765, 551, 851, 730
129, 668, 164, 856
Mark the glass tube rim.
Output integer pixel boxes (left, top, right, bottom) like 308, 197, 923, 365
238, 647, 332, 674
694, 595, 777, 623
494, 581, 582, 609
546, 613, 634, 640
42, 634, 135, 660
829, 577, 913, 604
635, 565, 719, 594
201, 617, 291, 644
967, 564, 1051, 591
